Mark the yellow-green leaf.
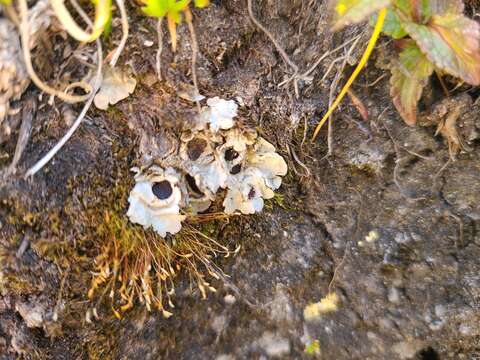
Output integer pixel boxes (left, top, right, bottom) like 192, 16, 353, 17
390, 40, 434, 125
403, 13, 480, 85
91, 0, 112, 38
142, 0, 190, 52
194, 0, 209, 8
333, 0, 391, 30
305, 340, 321, 355
142, 0, 190, 20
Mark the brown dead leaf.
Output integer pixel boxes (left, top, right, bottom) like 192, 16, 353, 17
436, 104, 471, 159
347, 89, 368, 121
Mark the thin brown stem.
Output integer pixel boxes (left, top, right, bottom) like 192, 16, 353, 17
185, 8, 201, 112
156, 17, 163, 81
247, 0, 300, 97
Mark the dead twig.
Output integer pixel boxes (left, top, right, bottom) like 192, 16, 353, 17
392, 156, 427, 201
279, 34, 362, 89
305, 35, 362, 79
185, 8, 201, 112
300, 115, 308, 149
109, 0, 129, 67
16, 234, 30, 259
327, 71, 341, 155
325, 35, 361, 156
328, 246, 348, 294
287, 144, 311, 177
447, 212, 464, 249
382, 116, 427, 201
358, 73, 387, 88
156, 17, 163, 81
435, 70, 450, 97
5, 97, 36, 177
24, 0, 104, 177
247, 0, 300, 96
321, 56, 346, 82
432, 157, 451, 183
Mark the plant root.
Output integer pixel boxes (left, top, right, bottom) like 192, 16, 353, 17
18, 0, 92, 103
185, 8, 201, 112
247, 0, 300, 97
156, 17, 164, 81
24, 0, 104, 178
3, 96, 36, 178
109, 0, 129, 67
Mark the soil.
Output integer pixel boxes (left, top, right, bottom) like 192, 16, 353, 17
1, 1, 480, 359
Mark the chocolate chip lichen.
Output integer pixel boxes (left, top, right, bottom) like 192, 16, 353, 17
126, 97, 288, 237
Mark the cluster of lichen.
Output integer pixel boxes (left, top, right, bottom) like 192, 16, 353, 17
75, 146, 239, 319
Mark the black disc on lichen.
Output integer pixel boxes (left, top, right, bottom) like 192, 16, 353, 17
152, 181, 173, 200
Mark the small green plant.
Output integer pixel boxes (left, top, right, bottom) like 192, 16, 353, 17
142, 0, 209, 52
313, 0, 480, 138
304, 339, 321, 356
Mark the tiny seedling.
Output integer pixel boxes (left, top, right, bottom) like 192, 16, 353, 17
313, 0, 480, 138
142, 0, 209, 52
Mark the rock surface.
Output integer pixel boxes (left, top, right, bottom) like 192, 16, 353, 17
1, 1, 480, 359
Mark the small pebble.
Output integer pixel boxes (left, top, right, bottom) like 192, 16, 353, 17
459, 324, 472, 335
366, 230, 380, 243
394, 233, 410, 244
387, 287, 400, 303
257, 332, 290, 357
224, 294, 236, 305
434, 304, 446, 318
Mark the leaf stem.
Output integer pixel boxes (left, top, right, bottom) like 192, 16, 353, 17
312, 7, 387, 141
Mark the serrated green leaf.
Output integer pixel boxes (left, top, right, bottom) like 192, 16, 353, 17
371, 8, 407, 39
393, 0, 432, 23
403, 13, 480, 85
194, 0, 209, 8
390, 40, 434, 125
393, 0, 464, 20
393, 0, 464, 23
333, 0, 391, 30
393, 0, 410, 15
